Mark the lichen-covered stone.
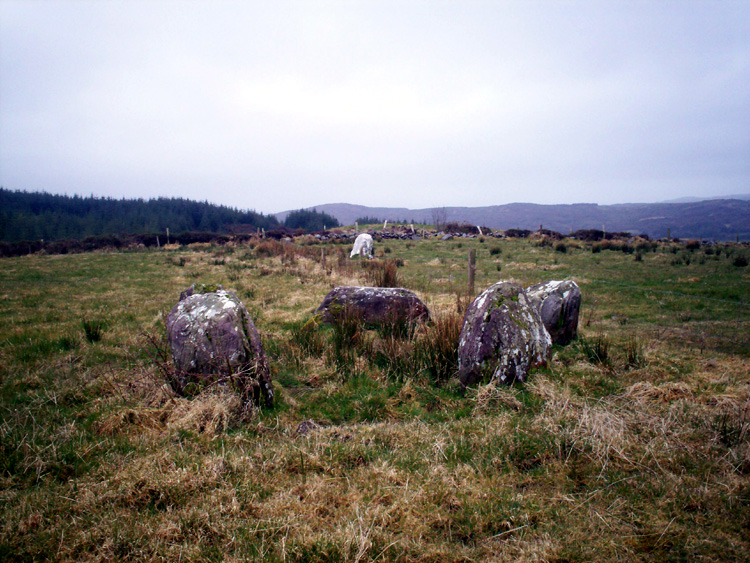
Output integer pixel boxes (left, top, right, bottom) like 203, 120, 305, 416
526, 280, 581, 345
458, 281, 551, 387
166, 284, 273, 408
315, 286, 430, 326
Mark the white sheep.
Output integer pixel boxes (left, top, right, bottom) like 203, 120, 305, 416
350, 233, 374, 259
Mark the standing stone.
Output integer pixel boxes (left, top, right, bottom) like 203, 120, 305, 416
458, 281, 551, 387
526, 280, 581, 345
166, 284, 273, 408
315, 286, 430, 326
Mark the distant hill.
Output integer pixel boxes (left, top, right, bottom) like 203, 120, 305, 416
0, 189, 278, 243
276, 198, 750, 241
661, 194, 750, 203
4, 189, 747, 243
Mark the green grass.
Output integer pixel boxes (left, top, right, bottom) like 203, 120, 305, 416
0, 236, 748, 562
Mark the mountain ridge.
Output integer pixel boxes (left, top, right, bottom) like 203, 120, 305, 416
275, 198, 750, 241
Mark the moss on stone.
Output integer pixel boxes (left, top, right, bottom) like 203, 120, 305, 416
194, 283, 221, 294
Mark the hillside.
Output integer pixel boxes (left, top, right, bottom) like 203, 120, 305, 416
276, 198, 750, 241
4, 189, 748, 243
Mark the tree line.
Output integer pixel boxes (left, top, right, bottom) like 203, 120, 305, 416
282, 209, 340, 232
0, 189, 340, 243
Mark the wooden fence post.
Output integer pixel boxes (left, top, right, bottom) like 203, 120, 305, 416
468, 249, 476, 296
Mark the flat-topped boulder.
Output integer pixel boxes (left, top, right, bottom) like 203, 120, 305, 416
166, 284, 273, 408
526, 280, 581, 345
458, 281, 551, 387
315, 286, 430, 326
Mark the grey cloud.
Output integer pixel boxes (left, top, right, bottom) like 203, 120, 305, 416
1, 0, 748, 212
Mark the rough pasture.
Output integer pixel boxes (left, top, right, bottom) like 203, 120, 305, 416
0, 235, 748, 562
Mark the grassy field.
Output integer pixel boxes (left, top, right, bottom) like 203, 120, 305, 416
1, 235, 749, 562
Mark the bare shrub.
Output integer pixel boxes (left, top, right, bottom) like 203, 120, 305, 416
141, 328, 265, 411
255, 239, 284, 257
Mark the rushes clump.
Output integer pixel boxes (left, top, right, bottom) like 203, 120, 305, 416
713, 407, 749, 448
414, 311, 462, 384
327, 305, 365, 373
623, 336, 645, 369
579, 333, 610, 366
372, 334, 417, 379
292, 318, 326, 357
82, 318, 105, 343
307, 306, 460, 384
364, 259, 400, 287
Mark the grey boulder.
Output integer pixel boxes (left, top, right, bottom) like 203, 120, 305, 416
166, 284, 273, 408
458, 281, 551, 387
315, 286, 430, 326
526, 280, 581, 345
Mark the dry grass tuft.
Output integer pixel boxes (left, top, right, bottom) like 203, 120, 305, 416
574, 402, 629, 463
95, 407, 169, 436
471, 383, 523, 413
623, 380, 693, 403
167, 388, 246, 436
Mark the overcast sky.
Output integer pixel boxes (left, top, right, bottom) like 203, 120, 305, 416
1, 1, 748, 214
